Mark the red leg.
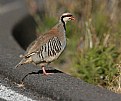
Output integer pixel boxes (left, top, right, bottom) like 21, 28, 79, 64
42, 66, 53, 75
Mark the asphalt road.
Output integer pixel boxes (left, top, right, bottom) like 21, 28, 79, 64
0, 74, 53, 101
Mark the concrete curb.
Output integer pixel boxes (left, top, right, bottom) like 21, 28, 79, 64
0, 1, 121, 101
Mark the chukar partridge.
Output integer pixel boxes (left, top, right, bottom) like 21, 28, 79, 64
15, 13, 75, 75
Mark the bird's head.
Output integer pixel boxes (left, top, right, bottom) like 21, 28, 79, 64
60, 12, 75, 24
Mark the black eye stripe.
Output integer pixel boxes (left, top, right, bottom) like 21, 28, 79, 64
60, 14, 73, 31
61, 15, 72, 18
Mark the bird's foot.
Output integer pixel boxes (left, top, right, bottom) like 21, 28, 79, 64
17, 82, 25, 88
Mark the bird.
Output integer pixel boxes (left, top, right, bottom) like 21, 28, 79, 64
15, 12, 75, 76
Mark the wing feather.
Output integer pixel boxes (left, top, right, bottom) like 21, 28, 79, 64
23, 28, 60, 58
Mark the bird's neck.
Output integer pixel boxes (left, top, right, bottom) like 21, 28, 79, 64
57, 21, 66, 34
59, 19, 66, 31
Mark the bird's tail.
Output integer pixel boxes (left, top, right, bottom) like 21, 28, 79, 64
15, 58, 27, 68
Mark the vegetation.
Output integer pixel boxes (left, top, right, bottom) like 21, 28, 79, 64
27, 0, 121, 93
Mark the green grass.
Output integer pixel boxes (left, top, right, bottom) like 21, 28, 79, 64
71, 45, 118, 86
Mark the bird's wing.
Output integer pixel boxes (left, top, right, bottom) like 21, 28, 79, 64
24, 28, 59, 58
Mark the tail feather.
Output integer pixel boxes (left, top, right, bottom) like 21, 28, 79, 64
15, 57, 32, 68
15, 58, 26, 68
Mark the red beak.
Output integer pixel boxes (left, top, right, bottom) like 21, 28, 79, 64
70, 16, 75, 20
